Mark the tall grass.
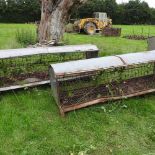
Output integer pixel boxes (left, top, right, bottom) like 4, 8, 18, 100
15, 28, 37, 47
1, 39, 22, 49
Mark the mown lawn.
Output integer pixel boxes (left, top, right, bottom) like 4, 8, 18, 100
0, 24, 155, 155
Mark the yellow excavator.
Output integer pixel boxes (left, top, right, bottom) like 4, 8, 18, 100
73, 12, 112, 35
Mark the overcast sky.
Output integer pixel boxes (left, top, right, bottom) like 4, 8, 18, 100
116, 0, 155, 8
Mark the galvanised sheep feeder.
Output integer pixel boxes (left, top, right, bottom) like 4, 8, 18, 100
0, 44, 99, 92
148, 36, 155, 51
50, 50, 155, 116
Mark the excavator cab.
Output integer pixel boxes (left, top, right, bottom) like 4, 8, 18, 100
93, 12, 108, 22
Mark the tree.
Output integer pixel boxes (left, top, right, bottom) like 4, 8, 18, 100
38, 0, 87, 44
0, 0, 155, 25
75, 0, 96, 18
150, 8, 155, 25
76, 0, 106, 19
115, 3, 125, 24
0, 0, 40, 23
0, 0, 7, 22
104, 0, 118, 23
123, 0, 151, 24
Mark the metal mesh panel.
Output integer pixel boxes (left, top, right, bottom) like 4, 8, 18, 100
0, 43, 100, 92
55, 62, 155, 107
0, 52, 86, 88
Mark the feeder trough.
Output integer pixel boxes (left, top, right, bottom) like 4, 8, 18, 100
50, 50, 155, 116
0, 44, 99, 92
148, 36, 155, 51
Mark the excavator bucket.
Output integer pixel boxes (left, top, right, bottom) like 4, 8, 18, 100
102, 27, 122, 37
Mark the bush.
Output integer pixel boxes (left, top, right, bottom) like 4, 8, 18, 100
65, 23, 74, 33
15, 29, 37, 47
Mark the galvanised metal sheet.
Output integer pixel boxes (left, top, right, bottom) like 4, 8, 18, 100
51, 50, 155, 75
51, 56, 124, 75
117, 50, 155, 65
0, 44, 98, 59
148, 37, 155, 51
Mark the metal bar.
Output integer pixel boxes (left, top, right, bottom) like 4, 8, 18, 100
0, 44, 99, 59
62, 88, 155, 114
0, 80, 50, 92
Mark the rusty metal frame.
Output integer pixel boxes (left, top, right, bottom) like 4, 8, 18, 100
61, 88, 155, 115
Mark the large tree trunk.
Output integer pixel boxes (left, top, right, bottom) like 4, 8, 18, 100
39, 0, 87, 44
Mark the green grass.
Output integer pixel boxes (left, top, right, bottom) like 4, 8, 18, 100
0, 24, 155, 155
0, 24, 36, 49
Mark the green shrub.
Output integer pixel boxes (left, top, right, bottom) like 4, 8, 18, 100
15, 28, 37, 47
65, 23, 74, 33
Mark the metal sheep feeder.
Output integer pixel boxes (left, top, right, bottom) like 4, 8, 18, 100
148, 36, 155, 51
50, 50, 155, 116
0, 44, 99, 92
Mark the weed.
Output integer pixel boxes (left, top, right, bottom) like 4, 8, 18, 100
15, 28, 37, 47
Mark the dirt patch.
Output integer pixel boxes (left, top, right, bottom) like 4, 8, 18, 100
123, 35, 148, 40
0, 72, 48, 87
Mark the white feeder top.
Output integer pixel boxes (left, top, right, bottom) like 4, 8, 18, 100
0, 44, 98, 59
117, 50, 155, 65
51, 56, 124, 75
51, 50, 155, 75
